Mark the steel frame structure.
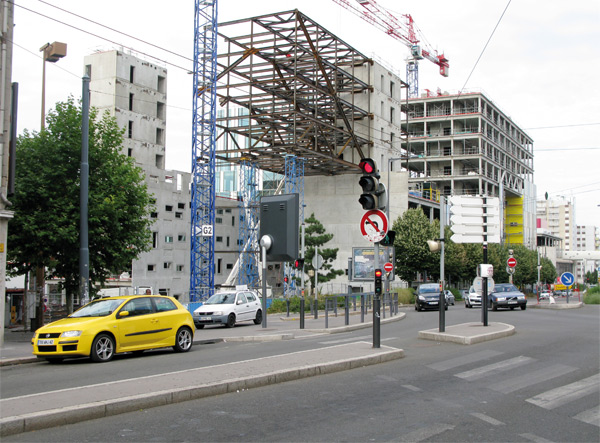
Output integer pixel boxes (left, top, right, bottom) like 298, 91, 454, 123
190, 0, 218, 302
214, 10, 373, 176
237, 161, 260, 289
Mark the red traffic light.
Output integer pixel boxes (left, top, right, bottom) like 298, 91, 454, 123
359, 158, 377, 174
374, 269, 383, 278
293, 259, 304, 269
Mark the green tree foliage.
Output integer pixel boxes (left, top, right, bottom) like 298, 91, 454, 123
302, 213, 344, 283
9, 97, 154, 307
391, 208, 439, 282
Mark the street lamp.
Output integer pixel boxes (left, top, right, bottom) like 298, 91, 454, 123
40, 41, 67, 130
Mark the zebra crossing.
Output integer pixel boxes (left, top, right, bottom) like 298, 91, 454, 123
427, 350, 600, 429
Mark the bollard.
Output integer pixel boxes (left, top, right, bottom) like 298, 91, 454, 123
300, 298, 305, 329
345, 293, 350, 326
314, 297, 318, 319
286, 299, 290, 317
361, 293, 365, 323
325, 298, 329, 329
373, 296, 380, 348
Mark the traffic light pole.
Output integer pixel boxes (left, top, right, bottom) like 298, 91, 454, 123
373, 242, 381, 348
438, 197, 446, 332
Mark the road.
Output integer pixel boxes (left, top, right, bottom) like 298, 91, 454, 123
3, 305, 599, 442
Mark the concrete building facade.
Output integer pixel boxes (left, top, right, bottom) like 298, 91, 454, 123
400, 92, 536, 249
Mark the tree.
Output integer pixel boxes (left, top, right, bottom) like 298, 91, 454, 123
391, 208, 439, 283
9, 97, 154, 311
301, 213, 344, 284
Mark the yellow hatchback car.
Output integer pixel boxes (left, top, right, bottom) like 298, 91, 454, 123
32, 295, 195, 363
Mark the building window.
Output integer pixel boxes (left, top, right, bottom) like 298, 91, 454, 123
147, 264, 155, 271
226, 237, 230, 247
225, 209, 232, 213
217, 258, 222, 274
85, 64, 92, 78
178, 234, 186, 242
231, 216, 235, 226
128, 148, 133, 157
217, 209, 224, 215
390, 107, 395, 124
226, 263, 234, 270
129, 66, 135, 83
164, 262, 172, 269
157, 75, 166, 93
165, 235, 174, 243
165, 205, 173, 212
176, 265, 184, 272
216, 217, 223, 224
150, 212, 157, 218
156, 128, 165, 145
128, 121, 133, 139
157, 102, 165, 119
129, 93, 134, 111
178, 203, 185, 209
152, 232, 158, 248
216, 236, 223, 242
390, 81, 395, 98
444, 166, 452, 175
175, 212, 182, 219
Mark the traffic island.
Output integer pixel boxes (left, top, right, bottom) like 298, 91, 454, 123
418, 322, 515, 345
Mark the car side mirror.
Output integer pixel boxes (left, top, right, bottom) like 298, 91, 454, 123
118, 310, 130, 318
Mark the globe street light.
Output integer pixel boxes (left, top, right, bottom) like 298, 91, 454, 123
40, 41, 67, 130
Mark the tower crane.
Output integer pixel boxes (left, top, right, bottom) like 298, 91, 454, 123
332, 0, 449, 98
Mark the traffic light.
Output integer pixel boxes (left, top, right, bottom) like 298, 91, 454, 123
380, 230, 396, 246
358, 158, 386, 210
374, 268, 383, 295
293, 258, 304, 269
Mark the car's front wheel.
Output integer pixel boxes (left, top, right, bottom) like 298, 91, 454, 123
91, 333, 115, 363
492, 303, 498, 311
521, 305, 527, 310
225, 313, 236, 328
173, 327, 193, 352
253, 309, 263, 325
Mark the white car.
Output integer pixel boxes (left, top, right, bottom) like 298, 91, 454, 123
539, 291, 552, 300
465, 286, 482, 308
193, 290, 262, 328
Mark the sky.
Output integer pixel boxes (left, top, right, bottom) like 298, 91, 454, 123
10, 0, 600, 227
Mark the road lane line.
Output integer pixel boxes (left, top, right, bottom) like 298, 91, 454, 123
573, 405, 600, 427
490, 364, 577, 394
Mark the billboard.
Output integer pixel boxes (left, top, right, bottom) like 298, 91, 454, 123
351, 247, 394, 281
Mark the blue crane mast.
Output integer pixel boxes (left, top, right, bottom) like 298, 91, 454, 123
190, 0, 218, 302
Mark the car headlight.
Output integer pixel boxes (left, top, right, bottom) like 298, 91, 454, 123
61, 330, 82, 338
496, 297, 506, 302
518, 296, 525, 300
212, 311, 224, 316
418, 296, 425, 301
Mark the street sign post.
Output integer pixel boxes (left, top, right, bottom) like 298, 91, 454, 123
507, 257, 517, 268
383, 262, 393, 273
560, 272, 574, 286
448, 196, 501, 244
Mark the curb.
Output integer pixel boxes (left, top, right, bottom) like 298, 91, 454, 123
0, 346, 405, 437
418, 322, 515, 345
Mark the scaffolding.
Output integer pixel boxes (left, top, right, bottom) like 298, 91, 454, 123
237, 161, 260, 289
190, 0, 218, 302
283, 155, 305, 296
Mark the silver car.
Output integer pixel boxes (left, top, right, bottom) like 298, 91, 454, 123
193, 290, 263, 328
465, 286, 482, 308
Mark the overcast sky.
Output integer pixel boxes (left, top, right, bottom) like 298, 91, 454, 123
10, 0, 600, 227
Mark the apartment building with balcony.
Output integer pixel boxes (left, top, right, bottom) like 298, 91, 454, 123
400, 91, 536, 248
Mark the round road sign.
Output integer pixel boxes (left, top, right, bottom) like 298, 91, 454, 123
383, 262, 393, 273
360, 210, 388, 243
507, 257, 517, 268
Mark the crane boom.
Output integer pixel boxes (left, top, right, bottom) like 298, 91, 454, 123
333, 0, 449, 97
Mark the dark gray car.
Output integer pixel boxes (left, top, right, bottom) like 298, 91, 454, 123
488, 283, 527, 311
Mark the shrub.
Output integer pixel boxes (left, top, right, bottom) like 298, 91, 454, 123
583, 288, 600, 305
395, 288, 415, 305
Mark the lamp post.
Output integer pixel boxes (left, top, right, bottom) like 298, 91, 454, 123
40, 41, 67, 130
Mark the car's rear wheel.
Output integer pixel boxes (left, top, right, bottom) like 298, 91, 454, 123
521, 305, 527, 310
492, 303, 498, 311
253, 309, 263, 325
91, 333, 115, 363
225, 313, 236, 328
173, 327, 193, 352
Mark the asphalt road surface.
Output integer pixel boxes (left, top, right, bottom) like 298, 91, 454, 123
3, 305, 599, 442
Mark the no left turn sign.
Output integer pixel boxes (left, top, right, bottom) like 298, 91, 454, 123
360, 210, 388, 243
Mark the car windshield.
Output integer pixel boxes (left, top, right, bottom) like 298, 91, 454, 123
70, 299, 124, 318
496, 284, 518, 293
419, 286, 439, 294
205, 293, 235, 305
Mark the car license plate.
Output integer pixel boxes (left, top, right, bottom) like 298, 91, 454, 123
200, 316, 211, 321
38, 339, 54, 345
508, 300, 517, 304
430, 301, 438, 305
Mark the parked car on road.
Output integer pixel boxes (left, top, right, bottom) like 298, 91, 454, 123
539, 291, 552, 300
415, 283, 448, 311
488, 283, 527, 311
465, 286, 482, 308
193, 289, 262, 328
32, 295, 195, 363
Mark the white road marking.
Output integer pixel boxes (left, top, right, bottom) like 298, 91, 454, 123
427, 350, 503, 371
526, 374, 600, 410
573, 405, 600, 427
490, 364, 577, 394
396, 423, 454, 442
519, 432, 555, 442
455, 356, 535, 381
471, 412, 505, 426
